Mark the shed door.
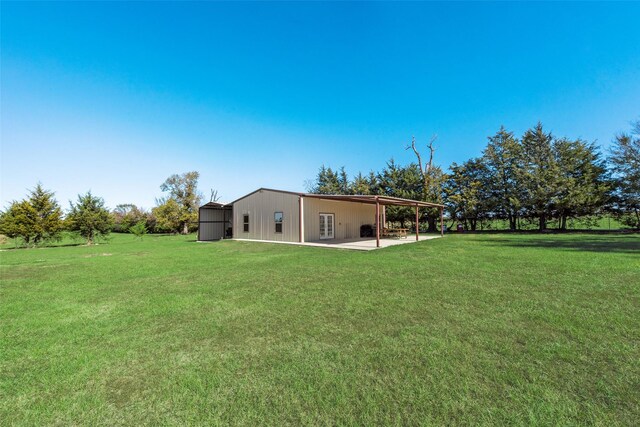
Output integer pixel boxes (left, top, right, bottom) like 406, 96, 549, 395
319, 214, 334, 240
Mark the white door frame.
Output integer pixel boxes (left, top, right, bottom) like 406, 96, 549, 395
319, 213, 335, 240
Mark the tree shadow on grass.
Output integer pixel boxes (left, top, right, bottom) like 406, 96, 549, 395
1, 242, 88, 251
145, 234, 199, 242
480, 235, 640, 254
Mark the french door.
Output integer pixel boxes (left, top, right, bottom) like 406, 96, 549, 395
319, 213, 335, 239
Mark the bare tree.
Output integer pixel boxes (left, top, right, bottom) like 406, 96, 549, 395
209, 189, 221, 203
405, 134, 444, 231
406, 134, 438, 195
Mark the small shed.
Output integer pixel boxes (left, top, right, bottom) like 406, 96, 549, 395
198, 202, 232, 241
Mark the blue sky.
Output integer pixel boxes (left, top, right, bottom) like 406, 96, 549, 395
2, 2, 639, 209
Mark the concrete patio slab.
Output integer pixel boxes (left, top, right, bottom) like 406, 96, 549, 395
233, 235, 441, 251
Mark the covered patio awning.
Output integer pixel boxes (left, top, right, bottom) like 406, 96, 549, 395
302, 193, 444, 208
302, 193, 444, 247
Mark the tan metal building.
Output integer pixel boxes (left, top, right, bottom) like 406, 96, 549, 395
197, 202, 232, 241
199, 187, 444, 247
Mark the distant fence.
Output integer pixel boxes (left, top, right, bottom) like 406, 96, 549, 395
448, 216, 627, 232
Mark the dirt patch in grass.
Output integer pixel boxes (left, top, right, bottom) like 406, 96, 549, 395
82, 253, 113, 258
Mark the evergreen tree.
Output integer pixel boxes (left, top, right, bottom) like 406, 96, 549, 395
376, 160, 405, 225
67, 192, 112, 244
337, 167, 350, 195
367, 171, 379, 194
129, 220, 148, 239
482, 127, 524, 230
609, 120, 640, 229
445, 158, 489, 231
378, 160, 429, 227
308, 165, 326, 193
553, 138, 609, 229
309, 165, 343, 194
28, 184, 64, 244
377, 159, 404, 198
521, 123, 558, 230
0, 200, 37, 245
0, 184, 63, 246
350, 172, 375, 195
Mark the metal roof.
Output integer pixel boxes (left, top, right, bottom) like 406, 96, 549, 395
229, 187, 443, 208
303, 193, 444, 208
199, 201, 231, 209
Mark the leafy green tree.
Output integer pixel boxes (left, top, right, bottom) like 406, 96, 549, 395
111, 204, 148, 232
521, 123, 558, 230
609, 120, 640, 229
152, 198, 182, 233
144, 211, 158, 233
159, 171, 202, 234
67, 192, 112, 244
553, 138, 609, 230
482, 127, 524, 230
0, 184, 63, 246
129, 220, 148, 239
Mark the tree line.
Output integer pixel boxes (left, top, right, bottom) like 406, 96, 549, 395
2, 120, 638, 246
0, 172, 203, 246
307, 121, 639, 231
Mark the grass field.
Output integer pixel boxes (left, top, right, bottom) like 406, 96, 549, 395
1, 233, 639, 425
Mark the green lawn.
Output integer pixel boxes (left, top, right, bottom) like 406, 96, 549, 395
1, 233, 639, 425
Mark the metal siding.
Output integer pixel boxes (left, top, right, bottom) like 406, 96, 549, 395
232, 189, 300, 242
198, 207, 230, 240
303, 198, 376, 241
199, 208, 225, 222
199, 222, 225, 240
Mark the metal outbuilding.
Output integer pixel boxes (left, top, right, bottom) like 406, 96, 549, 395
197, 202, 232, 241
198, 188, 444, 248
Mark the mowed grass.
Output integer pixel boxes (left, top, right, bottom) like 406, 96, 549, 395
1, 233, 639, 425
